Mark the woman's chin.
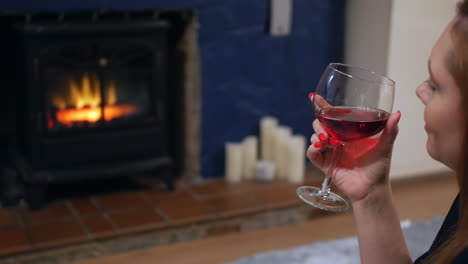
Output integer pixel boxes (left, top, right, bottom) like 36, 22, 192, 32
426, 137, 439, 161
426, 137, 454, 168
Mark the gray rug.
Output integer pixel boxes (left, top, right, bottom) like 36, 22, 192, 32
230, 217, 444, 264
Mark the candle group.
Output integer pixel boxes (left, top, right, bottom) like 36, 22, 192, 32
225, 116, 306, 183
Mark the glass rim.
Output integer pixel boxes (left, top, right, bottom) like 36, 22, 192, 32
328, 62, 396, 87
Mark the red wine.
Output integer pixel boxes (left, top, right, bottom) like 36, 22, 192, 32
316, 106, 390, 142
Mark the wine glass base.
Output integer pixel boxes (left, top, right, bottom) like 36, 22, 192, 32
296, 186, 350, 212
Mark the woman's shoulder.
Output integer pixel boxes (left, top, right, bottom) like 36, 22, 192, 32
428, 194, 459, 251
452, 247, 468, 263
414, 194, 460, 263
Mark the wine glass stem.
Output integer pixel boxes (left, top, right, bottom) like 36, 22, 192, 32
319, 176, 332, 196
317, 143, 344, 197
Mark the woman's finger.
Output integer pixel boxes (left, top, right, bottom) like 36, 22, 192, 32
309, 93, 332, 142
310, 93, 332, 108
312, 119, 328, 141
310, 133, 320, 144
377, 111, 401, 151
306, 143, 324, 165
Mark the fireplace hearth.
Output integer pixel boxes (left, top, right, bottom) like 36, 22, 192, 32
1, 10, 194, 209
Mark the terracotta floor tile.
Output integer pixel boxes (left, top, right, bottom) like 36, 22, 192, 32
253, 184, 303, 209
145, 189, 193, 203
82, 214, 116, 239
0, 228, 30, 256
0, 209, 18, 228
249, 179, 289, 191
107, 207, 166, 234
247, 168, 323, 191
20, 202, 73, 226
27, 219, 88, 248
205, 192, 264, 218
154, 195, 216, 226
94, 191, 150, 212
190, 179, 253, 199
70, 198, 100, 216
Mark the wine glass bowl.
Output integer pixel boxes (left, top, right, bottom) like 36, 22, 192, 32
315, 105, 390, 142
297, 63, 395, 212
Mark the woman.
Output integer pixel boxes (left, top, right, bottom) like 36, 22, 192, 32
307, 1, 468, 263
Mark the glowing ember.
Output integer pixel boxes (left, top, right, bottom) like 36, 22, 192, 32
50, 73, 136, 128
55, 105, 137, 127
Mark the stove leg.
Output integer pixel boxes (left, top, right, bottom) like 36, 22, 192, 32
0, 168, 23, 207
161, 166, 174, 191
25, 182, 48, 211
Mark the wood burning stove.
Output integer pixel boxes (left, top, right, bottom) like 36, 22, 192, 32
2, 11, 182, 208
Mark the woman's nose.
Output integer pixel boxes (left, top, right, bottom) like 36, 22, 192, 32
416, 83, 429, 104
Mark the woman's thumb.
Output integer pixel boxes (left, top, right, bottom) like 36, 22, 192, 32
379, 110, 401, 147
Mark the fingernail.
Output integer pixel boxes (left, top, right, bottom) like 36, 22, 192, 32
397, 110, 402, 122
329, 137, 340, 146
308, 92, 315, 101
319, 133, 327, 142
314, 142, 323, 148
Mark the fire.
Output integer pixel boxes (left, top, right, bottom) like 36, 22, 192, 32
50, 73, 137, 128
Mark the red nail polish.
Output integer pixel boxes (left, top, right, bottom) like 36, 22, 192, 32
308, 92, 315, 100
319, 133, 326, 142
329, 138, 340, 146
396, 110, 402, 122
314, 142, 323, 148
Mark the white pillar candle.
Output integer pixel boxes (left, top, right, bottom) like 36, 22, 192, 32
255, 160, 276, 182
275, 126, 292, 180
287, 135, 306, 184
225, 143, 243, 183
242, 136, 258, 180
260, 116, 278, 161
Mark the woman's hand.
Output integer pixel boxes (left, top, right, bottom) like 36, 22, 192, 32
306, 94, 401, 203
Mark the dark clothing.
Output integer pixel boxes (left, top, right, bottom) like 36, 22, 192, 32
414, 194, 468, 263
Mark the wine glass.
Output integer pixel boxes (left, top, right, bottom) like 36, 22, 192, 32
296, 63, 395, 212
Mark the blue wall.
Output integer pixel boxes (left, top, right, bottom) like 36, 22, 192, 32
1, 0, 344, 179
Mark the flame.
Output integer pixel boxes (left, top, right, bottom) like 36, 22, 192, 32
66, 74, 101, 109
107, 80, 117, 105
50, 73, 137, 128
